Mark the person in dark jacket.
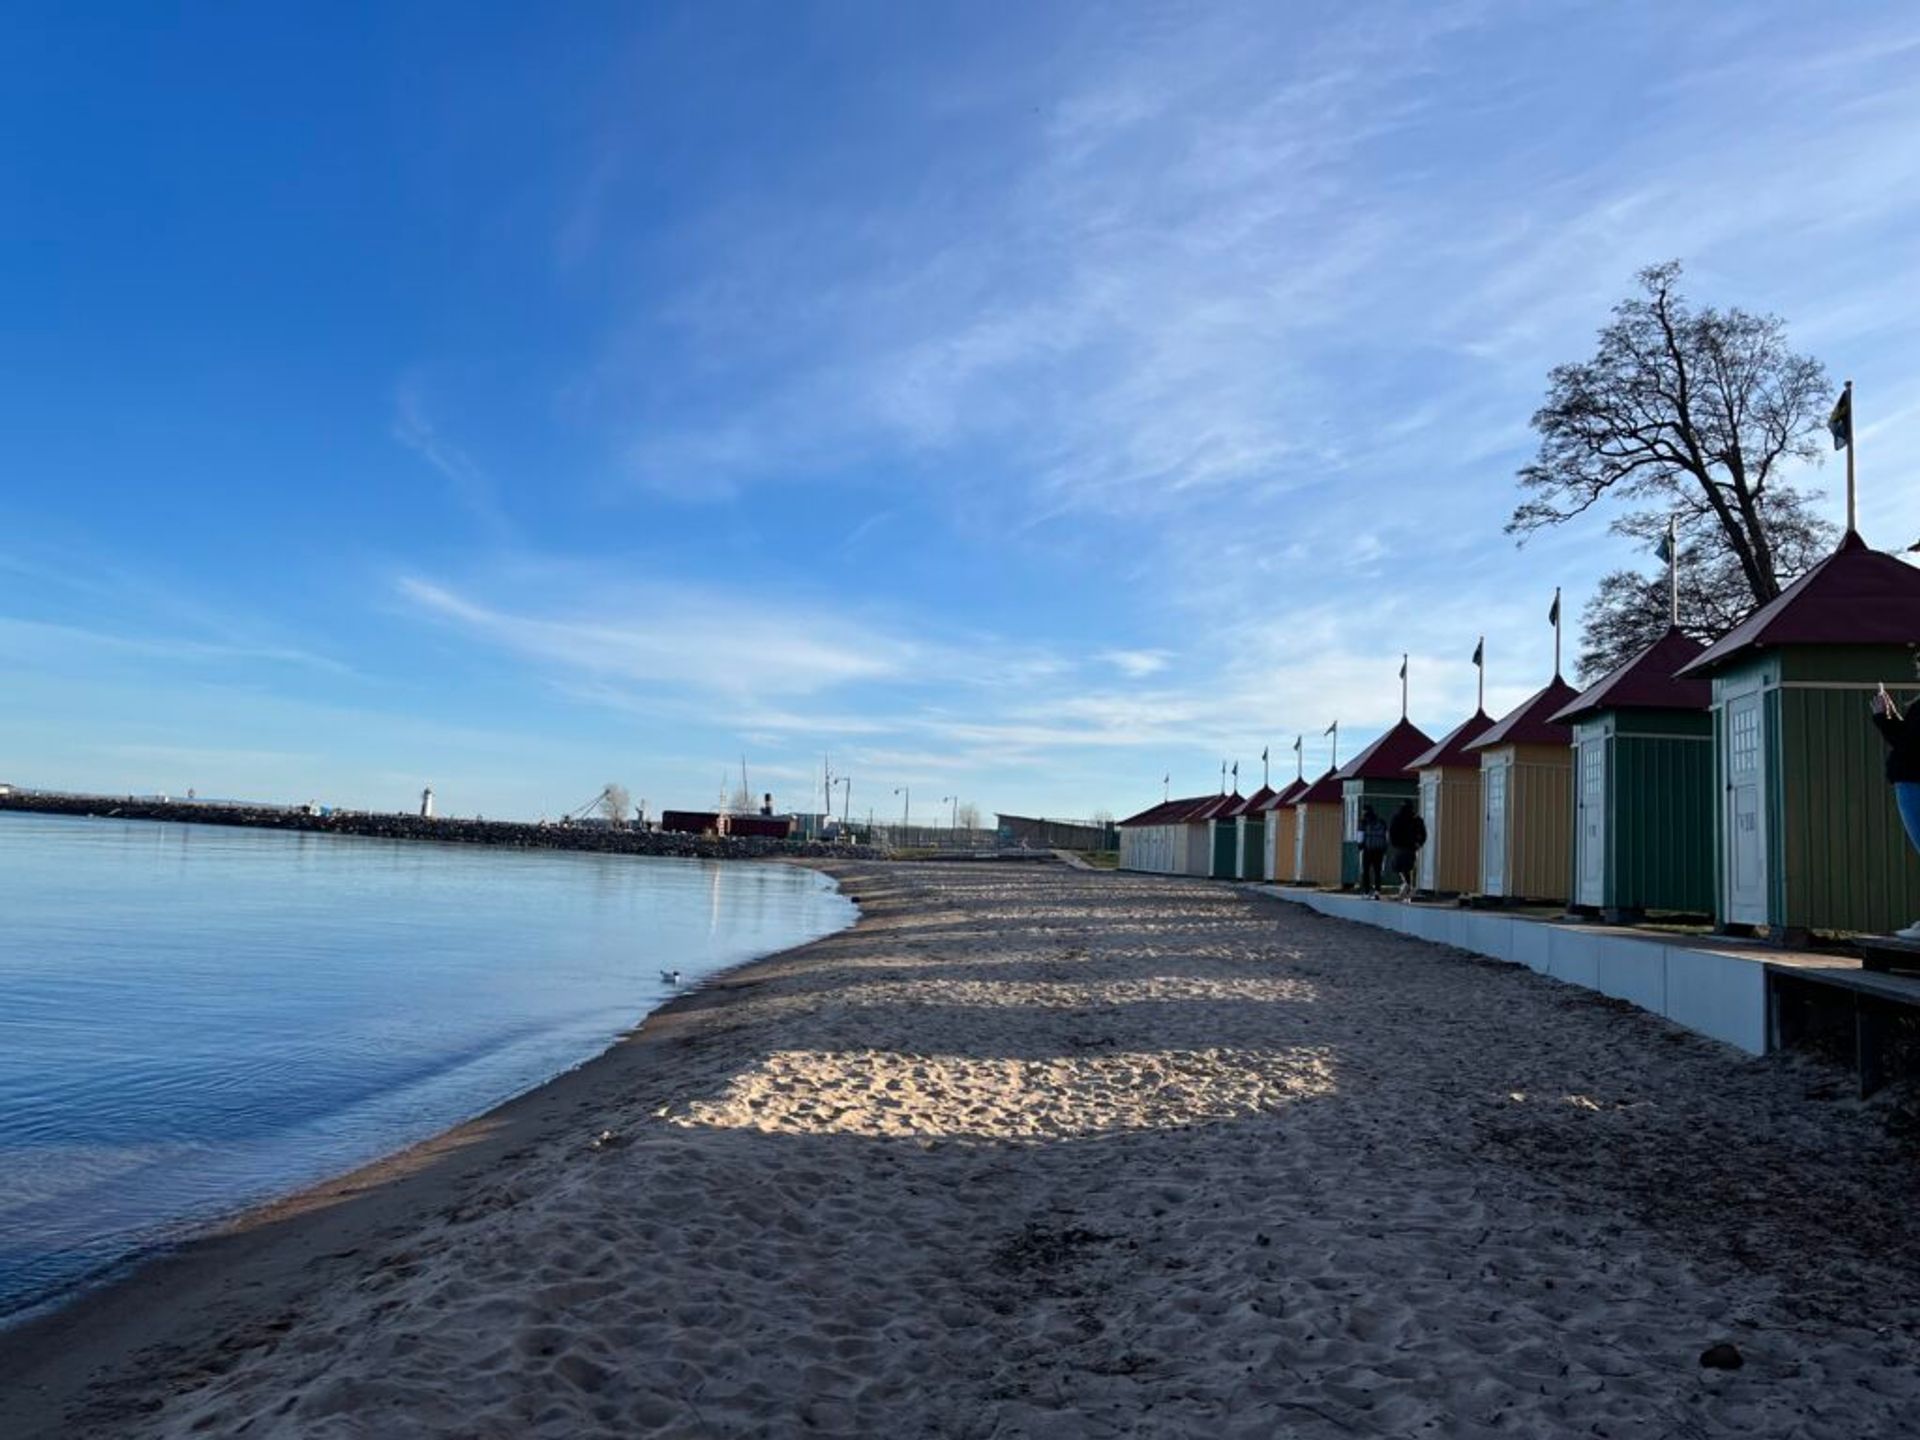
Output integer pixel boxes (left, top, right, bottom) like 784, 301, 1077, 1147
1872, 686, 1920, 938
1357, 804, 1389, 896
1387, 798, 1427, 901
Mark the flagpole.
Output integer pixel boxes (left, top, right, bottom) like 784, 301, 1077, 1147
1262, 749, 1269, 789
1330, 722, 1338, 771
1401, 655, 1409, 721
1476, 638, 1485, 713
1294, 737, 1303, 783
1845, 379, 1857, 535
1668, 514, 1679, 628
1553, 587, 1562, 678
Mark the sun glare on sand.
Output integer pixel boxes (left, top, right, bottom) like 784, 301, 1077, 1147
669, 1046, 1338, 1141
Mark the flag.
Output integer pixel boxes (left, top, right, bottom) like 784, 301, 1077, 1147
1292, 736, 1302, 754
1231, 761, 1239, 783
1323, 720, 1337, 736
1548, 590, 1561, 626
1261, 746, 1268, 763
1655, 531, 1674, 565
1829, 386, 1851, 450
1398, 655, 1408, 680
1471, 638, 1484, 668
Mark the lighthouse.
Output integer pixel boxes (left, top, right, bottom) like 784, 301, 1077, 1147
420, 786, 435, 819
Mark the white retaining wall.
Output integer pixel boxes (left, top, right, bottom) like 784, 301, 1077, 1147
1257, 886, 1768, 1055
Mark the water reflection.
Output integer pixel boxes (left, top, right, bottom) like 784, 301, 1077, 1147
0, 813, 852, 1319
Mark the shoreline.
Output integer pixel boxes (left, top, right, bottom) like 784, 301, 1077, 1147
0, 795, 878, 863
0, 860, 868, 1436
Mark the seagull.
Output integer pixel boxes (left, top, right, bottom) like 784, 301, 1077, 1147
660, 969, 682, 985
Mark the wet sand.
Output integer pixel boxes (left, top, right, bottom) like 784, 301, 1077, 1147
5, 861, 1919, 1438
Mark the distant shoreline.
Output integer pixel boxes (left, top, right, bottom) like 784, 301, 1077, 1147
0, 793, 877, 862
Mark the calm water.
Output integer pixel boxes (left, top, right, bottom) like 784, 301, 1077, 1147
0, 812, 853, 1319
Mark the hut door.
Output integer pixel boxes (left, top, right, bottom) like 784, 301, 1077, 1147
1293, 808, 1307, 881
1723, 690, 1769, 925
1576, 736, 1606, 907
1482, 759, 1509, 895
1417, 772, 1440, 891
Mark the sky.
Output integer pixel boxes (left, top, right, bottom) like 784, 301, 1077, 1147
5, 2, 1920, 824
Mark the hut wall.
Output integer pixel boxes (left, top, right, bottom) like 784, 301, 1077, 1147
1210, 821, 1238, 879
1602, 712, 1715, 915
1184, 823, 1212, 877
1500, 741, 1574, 903
1776, 673, 1920, 934
1269, 807, 1299, 882
1295, 803, 1343, 886
1238, 814, 1265, 879
1420, 765, 1482, 895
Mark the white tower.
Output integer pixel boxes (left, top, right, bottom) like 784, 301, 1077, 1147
420, 786, 435, 819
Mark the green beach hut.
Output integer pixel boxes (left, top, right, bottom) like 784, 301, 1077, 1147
1549, 628, 1714, 921
1676, 533, 1920, 938
1231, 786, 1275, 879
1209, 793, 1245, 878
1334, 719, 1434, 888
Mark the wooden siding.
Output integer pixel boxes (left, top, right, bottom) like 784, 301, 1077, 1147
1496, 741, 1573, 903
1604, 724, 1715, 914
1778, 683, 1920, 933
1295, 802, 1343, 886
1421, 765, 1482, 895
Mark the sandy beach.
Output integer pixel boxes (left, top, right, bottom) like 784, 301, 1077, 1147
6, 861, 1920, 1438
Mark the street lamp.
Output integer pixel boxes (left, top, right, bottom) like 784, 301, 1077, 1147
942, 795, 957, 843
833, 776, 851, 831
893, 786, 910, 840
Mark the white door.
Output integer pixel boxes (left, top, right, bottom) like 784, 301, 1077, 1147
1262, 817, 1278, 881
1576, 735, 1607, 907
1292, 806, 1307, 881
1417, 772, 1440, 891
1724, 691, 1769, 925
1482, 759, 1509, 896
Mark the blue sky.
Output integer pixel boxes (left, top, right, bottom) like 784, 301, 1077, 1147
6, 2, 1920, 822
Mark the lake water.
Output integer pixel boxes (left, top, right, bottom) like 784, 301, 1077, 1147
0, 812, 854, 1320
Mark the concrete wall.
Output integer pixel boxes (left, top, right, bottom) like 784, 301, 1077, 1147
1259, 886, 1768, 1055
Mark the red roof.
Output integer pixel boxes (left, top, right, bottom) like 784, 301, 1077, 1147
1468, 676, 1582, 750
1551, 627, 1709, 723
1226, 785, 1276, 817
1117, 795, 1214, 826
1198, 793, 1243, 821
1293, 768, 1343, 805
1678, 532, 1920, 676
1332, 717, 1435, 781
1408, 710, 1494, 771
1261, 777, 1309, 810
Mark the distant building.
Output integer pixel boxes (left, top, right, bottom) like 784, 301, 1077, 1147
996, 814, 1116, 850
660, 809, 722, 835
722, 814, 794, 839
420, 787, 435, 820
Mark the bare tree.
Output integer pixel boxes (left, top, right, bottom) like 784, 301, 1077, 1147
1512, 262, 1832, 612
600, 783, 631, 826
1089, 808, 1115, 825
1575, 495, 1836, 680
955, 802, 982, 831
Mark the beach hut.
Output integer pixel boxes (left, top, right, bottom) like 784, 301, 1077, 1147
1333, 719, 1434, 888
1117, 796, 1211, 874
1676, 532, 1920, 937
1260, 778, 1308, 881
1467, 676, 1581, 902
1231, 786, 1275, 879
1289, 770, 1345, 885
1209, 793, 1245, 878
1549, 628, 1713, 920
1406, 710, 1494, 896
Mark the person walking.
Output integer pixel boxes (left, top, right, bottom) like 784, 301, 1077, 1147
1357, 803, 1389, 897
1387, 797, 1427, 901
1871, 685, 1920, 938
